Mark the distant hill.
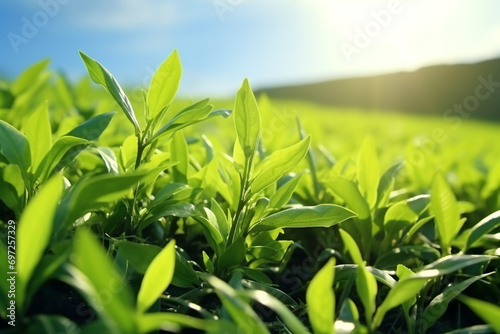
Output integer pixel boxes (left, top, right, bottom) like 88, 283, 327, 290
259, 58, 500, 120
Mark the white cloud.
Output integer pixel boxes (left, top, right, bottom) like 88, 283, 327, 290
68, 0, 188, 31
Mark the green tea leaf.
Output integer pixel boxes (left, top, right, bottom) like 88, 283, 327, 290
70, 229, 136, 333
421, 255, 493, 275
25, 101, 51, 173
170, 130, 188, 184
325, 177, 370, 220
0, 120, 31, 183
251, 204, 356, 232
372, 274, 430, 330
423, 273, 493, 331
116, 241, 161, 274
172, 249, 201, 288
137, 313, 208, 333
307, 257, 335, 334
17, 176, 63, 311
57, 172, 147, 230
211, 198, 229, 241
140, 202, 196, 230
431, 173, 461, 255
252, 136, 311, 194
465, 210, 500, 252
340, 229, 377, 326
235, 79, 260, 158
35, 136, 88, 182
0, 164, 24, 215
268, 174, 303, 209
25, 315, 79, 334
374, 245, 439, 270
339, 229, 364, 266
243, 290, 310, 334
218, 237, 246, 271
334, 264, 397, 288
204, 274, 270, 334
147, 49, 181, 119
193, 215, 224, 256
137, 240, 176, 313
11, 59, 50, 96
150, 103, 213, 143
65, 111, 116, 141
79, 51, 140, 134
459, 296, 500, 333
377, 162, 404, 208
357, 137, 379, 208
335, 299, 361, 334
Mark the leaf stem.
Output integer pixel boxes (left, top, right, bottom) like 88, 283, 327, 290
228, 153, 253, 245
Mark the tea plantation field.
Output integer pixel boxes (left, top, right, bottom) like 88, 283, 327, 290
0, 53, 499, 334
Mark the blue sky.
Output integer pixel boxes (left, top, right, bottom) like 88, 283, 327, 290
1, 0, 500, 98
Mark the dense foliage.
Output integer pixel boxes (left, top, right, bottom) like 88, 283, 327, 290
0, 52, 499, 334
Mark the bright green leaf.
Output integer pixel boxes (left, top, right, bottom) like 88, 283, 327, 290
307, 257, 335, 334
252, 136, 311, 194
17, 175, 63, 311
11, 59, 50, 96
357, 137, 379, 208
35, 136, 88, 182
147, 49, 181, 119
25, 101, 51, 173
79, 51, 140, 134
170, 130, 188, 183
235, 79, 260, 158
204, 274, 270, 334
0, 120, 31, 183
70, 229, 136, 333
431, 173, 461, 255
423, 273, 493, 331
325, 177, 370, 220
459, 296, 500, 333
137, 240, 176, 313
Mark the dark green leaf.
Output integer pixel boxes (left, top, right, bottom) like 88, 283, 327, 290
218, 237, 246, 271
116, 241, 161, 274
251, 204, 356, 232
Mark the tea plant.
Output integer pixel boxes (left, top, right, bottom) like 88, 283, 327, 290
0, 51, 499, 334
